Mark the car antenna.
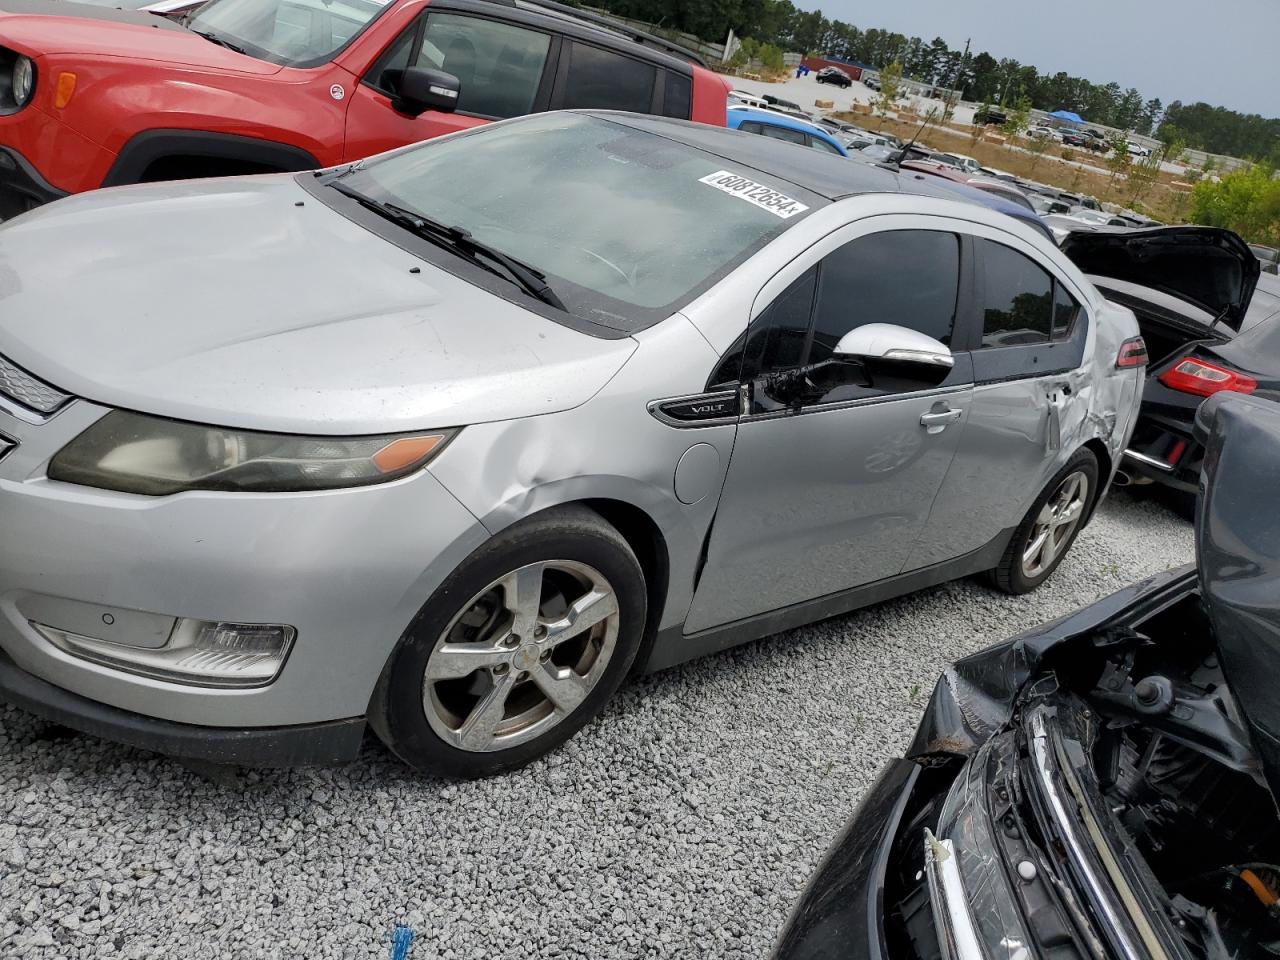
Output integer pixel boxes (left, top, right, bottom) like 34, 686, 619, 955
892, 108, 938, 167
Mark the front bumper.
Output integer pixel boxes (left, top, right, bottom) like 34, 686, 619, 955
0, 397, 489, 733
773, 759, 923, 960
0, 145, 67, 219
0, 648, 365, 766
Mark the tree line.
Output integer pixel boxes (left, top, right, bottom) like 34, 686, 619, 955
586, 0, 1278, 158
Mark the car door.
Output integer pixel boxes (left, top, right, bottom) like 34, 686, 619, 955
547, 38, 685, 117
684, 224, 976, 634
343, 7, 558, 161
905, 232, 1092, 568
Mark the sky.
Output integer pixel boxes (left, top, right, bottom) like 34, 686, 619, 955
821, 0, 1280, 117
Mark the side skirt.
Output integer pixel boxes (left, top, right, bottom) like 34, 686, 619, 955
642, 527, 1015, 673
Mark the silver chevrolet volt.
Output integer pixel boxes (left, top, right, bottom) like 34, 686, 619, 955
0, 112, 1145, 776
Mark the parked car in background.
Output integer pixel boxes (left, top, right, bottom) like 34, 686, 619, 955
1126, 139, 1153, 157
857, 143, 898, 163
728, 89, 770, 110
1027, 193, 1071, 216
817, 117, 863, 135
1027, 124, 1060, 141
863, 73, 881, 91
0, 111, 1142, 777
775, 391, 1280, 960
975, 106, 1006, 125
0, 0, 729, 217
727, 107, 848, 156
1058, 226, 1272, 515
815, 66, 852, 88
1062, 130, 1109, 153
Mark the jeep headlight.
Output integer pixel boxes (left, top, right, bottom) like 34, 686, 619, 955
11, 55, 33, 108
48, 410, 454, 495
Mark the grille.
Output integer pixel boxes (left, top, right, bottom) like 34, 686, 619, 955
0, 352, 70, 415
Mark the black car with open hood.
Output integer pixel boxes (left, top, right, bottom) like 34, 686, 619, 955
775, 392, 1280, 960
1059, 225, 1277, 510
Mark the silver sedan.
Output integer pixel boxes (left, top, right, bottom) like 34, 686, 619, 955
0, 112, 1145, 776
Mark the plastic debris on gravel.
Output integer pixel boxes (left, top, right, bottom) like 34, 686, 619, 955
0, 491, 1193, 958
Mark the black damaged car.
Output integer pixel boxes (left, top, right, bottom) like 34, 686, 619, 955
1060, 226, 1280, 517
775, 391, 1280, 960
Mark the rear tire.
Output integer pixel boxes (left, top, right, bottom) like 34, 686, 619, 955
368, 506, 646, 778
987, 449, 1099, 595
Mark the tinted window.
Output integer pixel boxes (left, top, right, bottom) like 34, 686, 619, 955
417, 14, 550, 118
737, 120, 764, 134
978, 240, 1053, 348
562, 43, 655, 112
807, 135, 842, 155
735, 267, 818, 383
663, 72, 692, 119
809, 231, 960, 365
758, 123, 806, 145
1053, 282, 1079, 339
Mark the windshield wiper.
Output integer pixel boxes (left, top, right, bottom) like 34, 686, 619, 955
328, 182, 567, 311
190, 29, 248, 55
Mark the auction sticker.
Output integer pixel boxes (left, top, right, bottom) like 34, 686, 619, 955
698, 170, 809, 219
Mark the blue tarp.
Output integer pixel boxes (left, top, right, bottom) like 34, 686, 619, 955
1048, 110, 1085, 124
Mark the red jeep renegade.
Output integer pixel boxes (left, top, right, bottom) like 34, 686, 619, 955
0, 0, 730, 217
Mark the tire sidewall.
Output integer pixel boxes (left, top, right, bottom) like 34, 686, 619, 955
1007, 451, 1100, 593
372, 511, 646, 779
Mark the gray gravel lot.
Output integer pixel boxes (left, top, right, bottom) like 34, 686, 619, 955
0, 490, 1193, 960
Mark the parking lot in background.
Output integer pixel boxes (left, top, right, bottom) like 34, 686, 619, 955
0, 491, 1191, 959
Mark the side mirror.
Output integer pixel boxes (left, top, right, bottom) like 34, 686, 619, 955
833, 323, 954, 369
391, 67, 461, 117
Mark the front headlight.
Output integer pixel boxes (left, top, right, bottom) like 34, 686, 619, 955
11, 55, 33, 108
48, 410, 454, 495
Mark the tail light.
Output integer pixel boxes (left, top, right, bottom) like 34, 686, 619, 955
1158, 357, 1257, 397
1115, 336, 1148, 368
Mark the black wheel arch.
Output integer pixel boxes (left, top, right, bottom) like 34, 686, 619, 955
102, 130, 321, 187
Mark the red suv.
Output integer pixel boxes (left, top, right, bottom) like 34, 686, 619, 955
0, 0, 729, 217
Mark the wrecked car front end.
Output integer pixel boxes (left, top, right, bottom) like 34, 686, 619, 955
776, 393, 1280, 960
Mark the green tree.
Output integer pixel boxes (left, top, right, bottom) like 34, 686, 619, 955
1106, 136, 1131, 181
873, 61, 903, 120
1004, 95, 1032, 138
1191, 164, 1280, 245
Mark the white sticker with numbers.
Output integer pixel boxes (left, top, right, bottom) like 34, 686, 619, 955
697, 170, 809, 219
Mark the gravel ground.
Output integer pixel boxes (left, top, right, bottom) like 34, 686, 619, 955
0, 490, 1193, 960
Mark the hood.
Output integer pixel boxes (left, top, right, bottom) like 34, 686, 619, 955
0, 0, 281, 75
1194, 392, 1280, 799
0, 176, 635, 434
1060, 226, 1260, 333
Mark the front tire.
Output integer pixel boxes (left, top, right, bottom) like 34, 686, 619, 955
987, 449, 1099, 595
369, 506, 647, 778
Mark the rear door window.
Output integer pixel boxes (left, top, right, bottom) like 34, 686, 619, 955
662, 71, 692, 119
806, 135, 842, 155
757, 123, 806, 146
559, 42, 656, 112
977, 239, 1053, 348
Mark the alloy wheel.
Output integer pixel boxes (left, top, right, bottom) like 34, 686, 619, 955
1021, 470, 1090, 579
422, 560, 620, 753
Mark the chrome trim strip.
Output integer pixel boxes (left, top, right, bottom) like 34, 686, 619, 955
741, 383, 969, 423
923, 830, 985, 960
1122, 448, 1175, 473
1027, 708, 1169, 960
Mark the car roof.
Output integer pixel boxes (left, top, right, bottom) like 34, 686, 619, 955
726, 107, 837, 138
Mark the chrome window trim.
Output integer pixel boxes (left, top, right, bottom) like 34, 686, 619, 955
741, 383, 969, 424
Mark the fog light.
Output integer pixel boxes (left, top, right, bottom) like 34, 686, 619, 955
32, 617, 295, 688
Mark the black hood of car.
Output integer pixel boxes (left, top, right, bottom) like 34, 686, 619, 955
1060, 226, 1260, 332
1194, 392, 1280, 799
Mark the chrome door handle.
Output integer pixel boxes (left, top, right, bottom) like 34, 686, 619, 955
919, 406, 963, 435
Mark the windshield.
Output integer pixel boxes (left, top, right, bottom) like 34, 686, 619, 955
186, 0, 390, 65
338, 113, 820, 329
